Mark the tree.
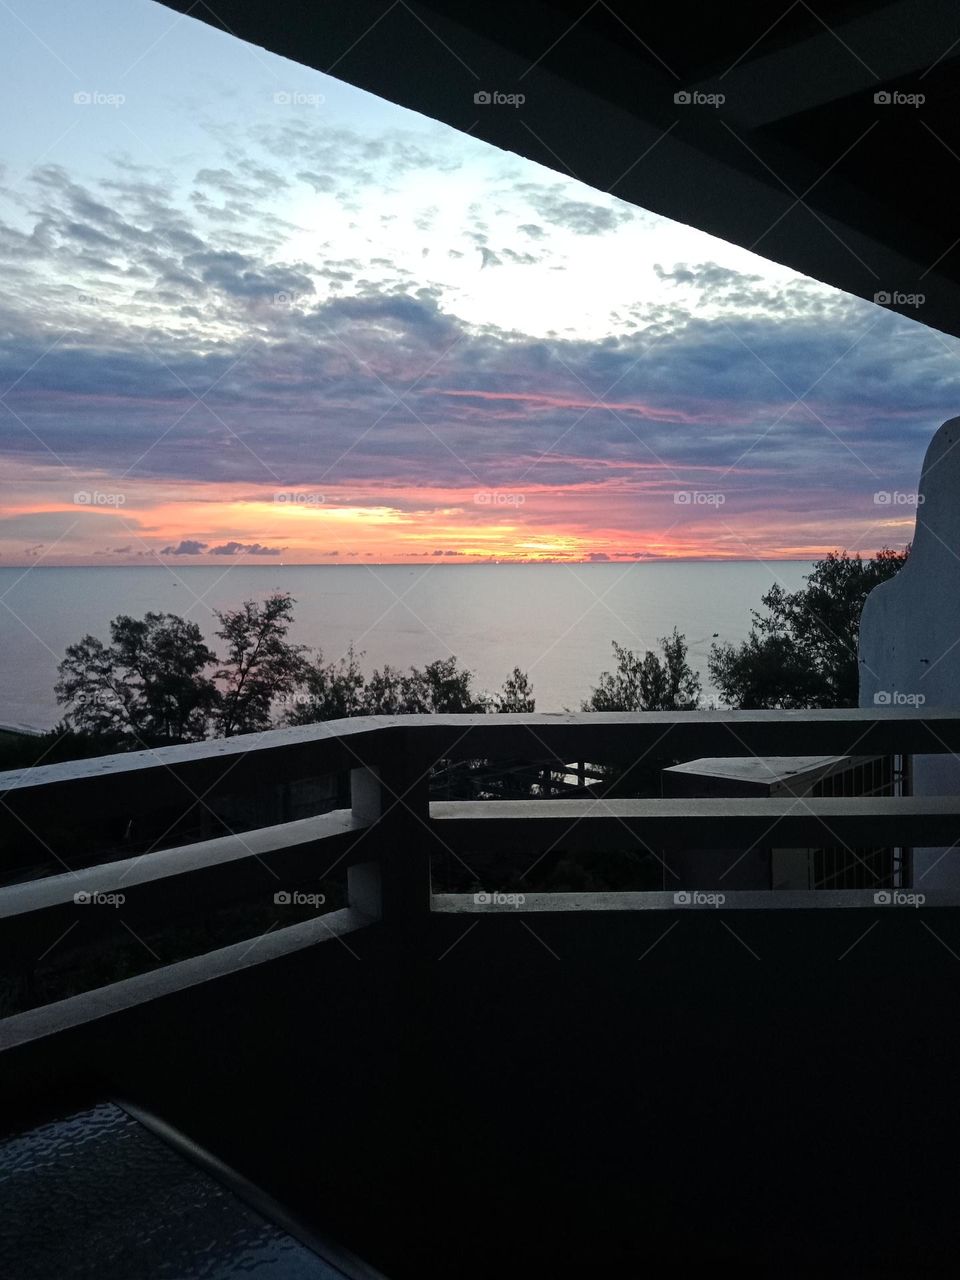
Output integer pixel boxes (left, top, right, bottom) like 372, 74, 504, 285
583, 629, 701, 711
708, 548, 909, 709
56, 612, 218, 747
287, 645, 367, 723
214, 591, 308, 736
286, 652, 503, 723
282, 652, 538, 804
493, 667, 536, 713
362, 664, 409, 715
395, 657, 489, 713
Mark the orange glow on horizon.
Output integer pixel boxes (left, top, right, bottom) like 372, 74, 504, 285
0, 473, 914, 566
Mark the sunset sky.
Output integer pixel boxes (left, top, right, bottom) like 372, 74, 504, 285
0, 0, 956, 566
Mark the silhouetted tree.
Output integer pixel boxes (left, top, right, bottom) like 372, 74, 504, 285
709, 548, 909, 708
493, 667, 536, 712
56, 612, 218, 746
583, 629, 701, 711
214, 591, 308, 736
288, 645, 367, 722
393, 657, 489, 713
287, 652, 533, 723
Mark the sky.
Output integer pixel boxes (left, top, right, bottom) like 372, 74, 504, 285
0, 0, 956, 566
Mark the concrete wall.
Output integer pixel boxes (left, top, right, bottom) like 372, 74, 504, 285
859, 415, 960, 888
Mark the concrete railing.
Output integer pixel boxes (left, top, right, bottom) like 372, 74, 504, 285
3, 708, 960, 1031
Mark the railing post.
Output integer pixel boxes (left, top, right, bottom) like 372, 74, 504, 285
348, 730, 433, 927
346, 729, 435, 1207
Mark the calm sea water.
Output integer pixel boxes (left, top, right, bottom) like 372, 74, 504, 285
0, 562, 813, 730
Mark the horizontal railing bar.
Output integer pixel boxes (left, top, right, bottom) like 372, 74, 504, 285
3, 709, 958, 804
408, 709, 960, 761
431, 795, 960, 850
431, 890, 959, 911
0, 908, 375, 1053
0, 718, 398, 819
0, 810, 381, 965
0, 811, 366, 918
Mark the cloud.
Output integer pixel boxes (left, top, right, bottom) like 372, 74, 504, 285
209, 540, 284, 556
1, 271, 954, 516
181, 249, 315, 301
0, 144, 957, 563
515, 183, 634, 235
500, 248, 539, 266
157, 538, 283, 556
161, 539, 208, 555
296, 171, 336, 193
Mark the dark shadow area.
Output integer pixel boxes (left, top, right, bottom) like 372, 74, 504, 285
3, 906, 958, 1277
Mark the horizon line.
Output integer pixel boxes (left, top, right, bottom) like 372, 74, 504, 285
0, 556, 837, 569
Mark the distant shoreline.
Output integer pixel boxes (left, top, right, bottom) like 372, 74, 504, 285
0, 557, 823, 569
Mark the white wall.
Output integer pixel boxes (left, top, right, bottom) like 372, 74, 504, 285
859, 415, 960, 888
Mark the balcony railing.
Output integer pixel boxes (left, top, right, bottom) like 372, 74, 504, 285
5, 708, 960, 1276
2, 708, 960, 1038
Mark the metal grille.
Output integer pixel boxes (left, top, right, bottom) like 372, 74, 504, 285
809, 756, 900, 889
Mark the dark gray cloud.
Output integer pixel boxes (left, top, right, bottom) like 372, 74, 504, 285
209, 541, 283, 556
161, 540, 208, 555
158, 538, 283, 556
180, 249, 315, 300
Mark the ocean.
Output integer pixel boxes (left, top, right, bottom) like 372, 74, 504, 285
0, 561, 814, 730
